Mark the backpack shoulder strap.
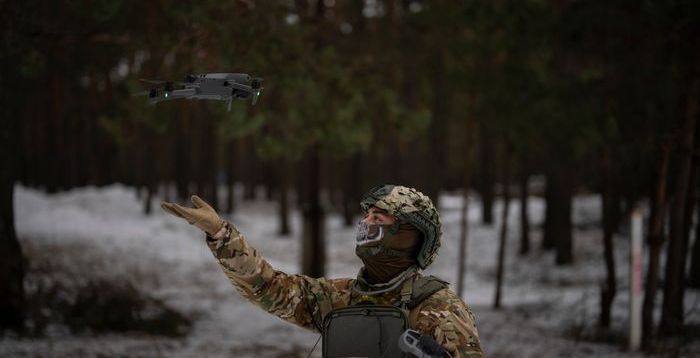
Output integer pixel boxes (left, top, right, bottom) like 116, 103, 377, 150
407, 275, 449, 309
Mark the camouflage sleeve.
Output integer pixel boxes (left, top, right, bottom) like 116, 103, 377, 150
205, 223, 352, 332
409, 289, 484, 358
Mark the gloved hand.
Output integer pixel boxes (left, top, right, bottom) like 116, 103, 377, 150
161, 195, 226, 236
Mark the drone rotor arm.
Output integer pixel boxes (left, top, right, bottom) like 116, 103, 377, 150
139, 78, 168, 85
157, 88, 196, 101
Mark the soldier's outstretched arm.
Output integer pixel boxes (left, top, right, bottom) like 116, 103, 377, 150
410, 289, 485, 358
161, 196, 351, 332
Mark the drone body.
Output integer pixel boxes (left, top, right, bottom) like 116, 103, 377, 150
136, 73, 262, 111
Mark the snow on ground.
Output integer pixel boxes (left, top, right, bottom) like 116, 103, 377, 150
1, 184, 699, 357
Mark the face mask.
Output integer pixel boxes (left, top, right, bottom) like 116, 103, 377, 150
356, 222, 389, 246
355, 222, 422, 284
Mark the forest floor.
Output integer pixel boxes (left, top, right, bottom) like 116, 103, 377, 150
1, 184, 699, 357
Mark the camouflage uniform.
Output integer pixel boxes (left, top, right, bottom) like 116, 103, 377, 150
206, 225, 484, 357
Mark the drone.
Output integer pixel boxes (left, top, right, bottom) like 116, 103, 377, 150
134, 73, 263, 111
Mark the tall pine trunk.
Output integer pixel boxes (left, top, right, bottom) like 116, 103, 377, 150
680, 150, 699, 290
544, 167, 574, 264
642, 139, 671, 345
342, 154, 362, 227
0, 2, 25, 331
689, 171, 700, 288
457, 105, 477, 298
518, 156, 530, 256
599, 147, 617, 328
426, 52, 447, 205
457, 189, 470, 298
242, 138, 256, 201
479, 126, 495, 225
554, 170, 574, 265
143, 130, 156, 215
225, 140, 236, 214
278, 159, 291, 236
494, 146, 512, 309
301, 147, 325, 277
175, 107, 190, 200
660, 70, 699, 336
0, 145, 23, 332
0, 111, 23, 333
542, 172, 556, 250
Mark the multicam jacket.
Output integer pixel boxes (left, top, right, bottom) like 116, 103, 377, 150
206, 224, 484, 358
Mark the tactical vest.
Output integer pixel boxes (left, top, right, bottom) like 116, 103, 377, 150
322, 275, 448, 358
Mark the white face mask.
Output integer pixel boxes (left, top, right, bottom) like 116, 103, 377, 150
356, 221, 386, 246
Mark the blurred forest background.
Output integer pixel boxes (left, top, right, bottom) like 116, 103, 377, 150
1, 0, 700, 356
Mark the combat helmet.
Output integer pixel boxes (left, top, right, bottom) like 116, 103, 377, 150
360, 184, 442, 269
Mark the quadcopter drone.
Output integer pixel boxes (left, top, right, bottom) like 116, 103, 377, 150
134, 73, 263, 111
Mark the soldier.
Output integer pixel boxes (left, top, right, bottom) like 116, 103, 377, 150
162, 184, 484, 357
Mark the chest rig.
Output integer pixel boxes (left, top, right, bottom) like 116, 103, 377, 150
321, 273, 448, 358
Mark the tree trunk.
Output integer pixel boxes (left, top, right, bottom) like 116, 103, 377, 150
244, 182, 256, 201
660, 71, 700, 336
519, 158, 531, 256
689, 170, 700, 288
479, 126, 495, 225
642, 139, 671, 345
144, 183, 155, 215
199, 113, 218, 208
175, 107, 190, 201
208, 124, 219, 210
680, 149, 699, 291
225, 140, 236, 214
342, 154, 362, 227
553, 169, 574, 265
242, 138, 256, 201
542, 172, 556, 250
143, 131, 156, 215
457, 189, 470, 298
301, 147, 325, 277
278, 159, 291, 236
263, 162, 275, 202
543, 168, 574, 261
599, 147, 617, 328
0, 160, 23, 333
0, 3, 25, 330
494, 145, 512, 309
457, 104, 477, 298
426, 51, 448, 205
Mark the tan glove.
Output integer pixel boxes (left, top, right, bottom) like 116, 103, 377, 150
161, 195, 225, 236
